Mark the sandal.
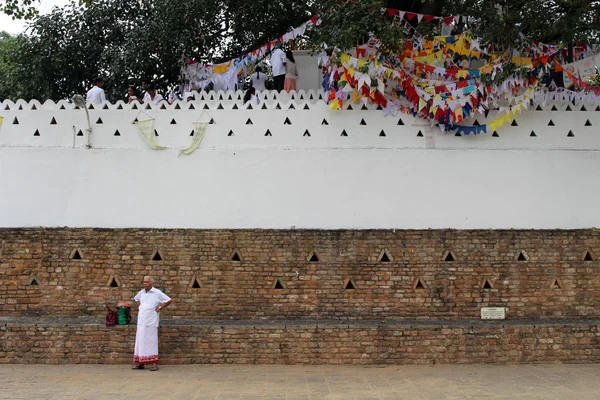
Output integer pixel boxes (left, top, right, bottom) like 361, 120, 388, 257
149, 365, 158, 371
131, 364, 145, 370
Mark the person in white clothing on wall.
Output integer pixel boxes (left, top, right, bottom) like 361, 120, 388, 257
270, 41, 286, 92
132, 276, 172, 371
86, 77, 106, 104
145, 85, 164, 105
250, 66, 268, 91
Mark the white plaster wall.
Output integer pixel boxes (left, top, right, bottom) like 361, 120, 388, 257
0, 92, 599, 229
293, 51, 322, 92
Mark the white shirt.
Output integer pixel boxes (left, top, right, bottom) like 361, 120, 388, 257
270, 48, 287, 76
144, 92, 164, 105
134, 287, 171, 327
86, 85, 106, 104
250, 72, 267, 90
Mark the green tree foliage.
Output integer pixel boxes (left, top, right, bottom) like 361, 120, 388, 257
446, 1, 600, 50
0, 0, 38, 20
309, 0, 409, 54
0, 0, 313, 101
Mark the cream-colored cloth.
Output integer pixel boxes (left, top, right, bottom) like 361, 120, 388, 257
179, 122, 208, 156
134, 119, 167, 150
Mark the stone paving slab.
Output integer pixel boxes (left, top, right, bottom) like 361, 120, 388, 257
1, 364, 600, 400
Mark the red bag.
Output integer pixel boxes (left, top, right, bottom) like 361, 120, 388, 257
105, 305, 117, 327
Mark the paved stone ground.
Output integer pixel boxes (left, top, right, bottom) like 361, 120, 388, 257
1, 364, 600, 400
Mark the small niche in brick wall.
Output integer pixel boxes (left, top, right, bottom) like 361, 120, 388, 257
517, 251, 529, 262
551, 278, 562, 290
344, 279, 356, 290
307, 251, 320, 262
584, 251, 595, 261
70, 249, 83, 260
378, 249, 392, 263
190, 277, 201, 289
443, 251, 456, 262
273, 279, 285, 289
413, 278, 426, 290
107, 276, 120, 288
151, 250, 163, 261
481, 279, 494, 290
27, 276, 40, 286
231, 250, 242, 261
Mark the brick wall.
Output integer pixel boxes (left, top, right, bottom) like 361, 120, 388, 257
1, 319, 599, 365
1, 228, 599, 320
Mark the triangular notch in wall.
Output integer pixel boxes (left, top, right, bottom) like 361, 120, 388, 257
108, 276, 119, 288
567, 130, 575, 137
379, 130, 386, 137
321, 118, 329, 125
28, 276, 40, 286
583, 251, 594, 261
585, 119, 592, 126
413, 278, 426, 290
284, 117, 292, 125
344, 279, 356, 290
340, 130, 348, 137
517, 251, 528, 262
70, 249, 83, 260
359, 118, 367, 126
307, 251, 320, 262
548, 120, 554, 126
378, 249, 392, 263
482, 279, 493, 290
303, 130, 311, 137
231, 250, 242, 262
151, 250, 163, 261
443, 251, 456, 262
274, 279, 285, 289
191, 277, 201, 289
550, 278, 562, 290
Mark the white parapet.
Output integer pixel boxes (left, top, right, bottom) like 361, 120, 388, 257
0, 90, 599, 229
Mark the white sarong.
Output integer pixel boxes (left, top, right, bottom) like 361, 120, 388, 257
133, 325, 159, 364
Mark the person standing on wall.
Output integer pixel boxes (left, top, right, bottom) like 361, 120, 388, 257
132, 276, 172, 371
270, 41, 286, 92
250, 66, 268, 91
283, 51, 298, 92
86, 77, 106, 104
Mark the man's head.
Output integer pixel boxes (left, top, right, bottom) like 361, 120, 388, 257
274, 40, 282, 50
94, 77, 104, 88
143, 276, 154, 291
141, 78, 151, 90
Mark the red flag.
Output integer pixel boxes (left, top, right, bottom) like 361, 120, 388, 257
424, 15, 435, 23
386, 8, 398, 17
405, 12, 417, 21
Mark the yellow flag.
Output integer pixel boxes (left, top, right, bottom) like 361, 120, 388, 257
180, 122, 208, 156
134, 119, 167, 150
0, 115, 3, 129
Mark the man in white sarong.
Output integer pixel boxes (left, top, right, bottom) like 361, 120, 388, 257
132, 276, 172, 371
